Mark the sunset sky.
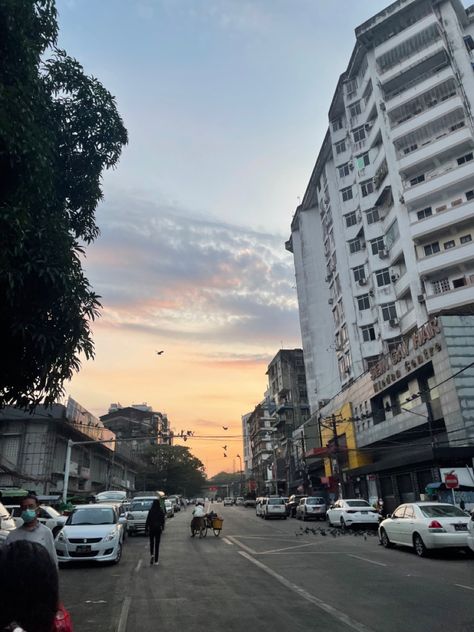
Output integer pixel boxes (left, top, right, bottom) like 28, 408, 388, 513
57, 0, 448, 476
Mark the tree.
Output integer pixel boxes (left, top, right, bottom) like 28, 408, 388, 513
0, 0, 128, 409
136, 445, 207, 498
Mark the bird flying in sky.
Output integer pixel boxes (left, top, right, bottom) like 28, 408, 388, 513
222, 445, 227, 451
156, 350, 164, 355
223, 453, 227, 458
222, 426, 229, 430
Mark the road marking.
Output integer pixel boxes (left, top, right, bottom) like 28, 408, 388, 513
347, 554, 387, 567
222, 538, 234, 545
238, 551, 375, 632
134, 559, 142, 573
455, 584, 474, 592
226, 536, 257, 555
260, 542, 322, 554
116, 596, 131, 632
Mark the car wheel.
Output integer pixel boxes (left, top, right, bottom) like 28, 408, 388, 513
113, 543, 122, 565
340, 517, 347, 529
413, 533, 428, 557
380, 528, 393, 548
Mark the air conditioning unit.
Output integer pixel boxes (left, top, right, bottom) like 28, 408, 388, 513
391, 273, 399, 282
379, 101, 386, 111
379, 249, 389, 259
399, 194, 405, 204
389, 318, 399, 327
328, 298, 334, 305
349, 162, 354, 170
357, 211, 362, 222
358, 278, 367, 286
417, 293, 426, 303
325, 275, 331, 282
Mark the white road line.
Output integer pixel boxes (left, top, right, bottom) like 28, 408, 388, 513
238, 551, 375, 632
260, 542, 322, 554
116, 596, 131, 632
347, 554, 387, 567
226, 535, 258, 555
455, 584, 474, 592
134, 559, 142, 573
222, 538, 234, 545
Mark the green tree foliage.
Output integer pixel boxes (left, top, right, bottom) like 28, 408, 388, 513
0, 0, 127, 409
207, 471, 242, 486
136, 445, 207, 497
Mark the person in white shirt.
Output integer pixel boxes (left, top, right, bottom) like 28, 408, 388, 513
6, 495, 58, 567
190, 502, 205, 536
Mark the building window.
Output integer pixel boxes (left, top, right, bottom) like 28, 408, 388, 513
353, 265, 366, 283
346, 78, 358, 96
375, 268, 391, 287
335, 140, 346, 154
361, 179, 374, 197
338, 163, 350, 178
341, 186, 353, 202
417, 206, 432, 220
366, 208, 380, 224
457, 152, 473, 166
403, 143, 418, 155
357, 294, 370, 310
432, 278, 450, 294
349, 237, 363, 254
370, 236, 385, 255
443, 240, 455, 250
353, 126, 366, 143
361, 325, 376, 342
385, 219, 399, 250
381, 302, 397, 321
410, 174, 425, 186
355, 152, 370, 169
345, 211, 357, 227
349, 101, 362, 118
452, 277, 466, 289
466, 189, 474, 201
460, 234, 472, 244
424, 242, 440, 256
332, 118, 343, 131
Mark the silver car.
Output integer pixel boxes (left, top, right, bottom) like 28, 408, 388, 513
296, 497, 327, 521
55, 504, 125, 564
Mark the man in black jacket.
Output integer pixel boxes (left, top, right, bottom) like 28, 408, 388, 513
145, 499, 165, 566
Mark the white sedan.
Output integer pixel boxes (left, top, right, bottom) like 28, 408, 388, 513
55, 504, 125, 564
468, 511, 474, 552
6, 504, 67, 536
379, 502, 471, 557
326, 499, 379, 528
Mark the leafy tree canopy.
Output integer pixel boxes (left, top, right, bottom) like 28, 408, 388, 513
136, 445, 207, 498
0, 0, 128, 409
207, 471, 242, 486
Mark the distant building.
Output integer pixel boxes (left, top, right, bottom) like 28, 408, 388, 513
100, 404, 171, 454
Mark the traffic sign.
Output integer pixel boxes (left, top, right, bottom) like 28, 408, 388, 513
444, 472, 459, 489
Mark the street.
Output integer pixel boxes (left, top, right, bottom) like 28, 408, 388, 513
60, 505, 474, 632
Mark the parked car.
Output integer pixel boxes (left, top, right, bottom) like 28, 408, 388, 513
167, 496, 181, 512
286, 495, 305, 518
0, 502, 16, 545
468, 510, 474, 553
255, 497, 266, 516
6, 504, 67, 537
326, 499, 379, 528
95, 490, 127, 503
55, 503, 126, 564
223, 497, 234, 506
235, 497, 244, 506
126, 497, 156, 535
243, 498, 256, 508
262, 497, 287, 520
296, 497, 327, 521
379, 502, 471, 557
164, 500, 174, 519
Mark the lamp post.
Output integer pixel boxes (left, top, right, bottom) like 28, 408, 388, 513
236, 454, 243, 496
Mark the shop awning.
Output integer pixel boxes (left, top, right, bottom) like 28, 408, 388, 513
0, 488, 29, 498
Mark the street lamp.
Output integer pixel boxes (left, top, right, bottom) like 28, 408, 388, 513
236, 454, 243, 495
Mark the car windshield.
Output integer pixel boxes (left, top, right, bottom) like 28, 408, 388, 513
130, 501, 153, 511
307, 497, 325, 505
420, 504, 468, 518
268, 498, 285, 505
345, 500, 371, 507
68, 508, 115, 525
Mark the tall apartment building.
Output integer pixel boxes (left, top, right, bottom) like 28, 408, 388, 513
287, 0, 474, 411
100, 403, 170, 454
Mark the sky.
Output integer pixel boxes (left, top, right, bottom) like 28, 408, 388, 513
56, 0, 445, 476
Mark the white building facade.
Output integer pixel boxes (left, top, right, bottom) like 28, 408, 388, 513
287, 0, 474, 409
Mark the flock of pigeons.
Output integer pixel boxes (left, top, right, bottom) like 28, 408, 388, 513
296, 525, 378, 540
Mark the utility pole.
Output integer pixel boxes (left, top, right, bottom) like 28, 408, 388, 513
331, 415, 343, 499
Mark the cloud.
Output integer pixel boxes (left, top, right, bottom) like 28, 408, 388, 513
84, 193, 301, 349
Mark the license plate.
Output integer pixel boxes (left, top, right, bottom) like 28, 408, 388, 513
360, 511, 368, 514
76, 545, 91, 552
454, 524, 467, 531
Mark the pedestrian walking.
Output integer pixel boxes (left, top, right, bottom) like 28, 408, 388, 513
146, 499, 165, 566
6, 494, 58, 567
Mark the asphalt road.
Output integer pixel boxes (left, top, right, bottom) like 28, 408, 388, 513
60, 504, 474, 632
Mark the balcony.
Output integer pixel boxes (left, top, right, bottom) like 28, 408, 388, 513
411, 199, 474, 240
360, 339, 383, 358
399, 307, 417, 334
385, 54, 451, 104
374, 13, 440, 59
426, 283, 474, 314
418, 240, 474, 275
380, 39, 445, 85
394, 272, 411, 298
398, 125, 472, 173
392, 95, 464, 142
403, 161, 474, 207
356, 401, 431, 447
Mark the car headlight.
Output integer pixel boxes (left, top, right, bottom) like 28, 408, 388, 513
56, 530, 67, 543
104, 529, 118, 542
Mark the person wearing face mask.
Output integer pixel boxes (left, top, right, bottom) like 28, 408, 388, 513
6, 494, 58, 567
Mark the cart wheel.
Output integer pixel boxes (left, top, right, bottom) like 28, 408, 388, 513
213, 528, 221, 536
199, 525, 207, 538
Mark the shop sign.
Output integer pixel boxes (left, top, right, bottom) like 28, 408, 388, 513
370, 318, 442, 393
